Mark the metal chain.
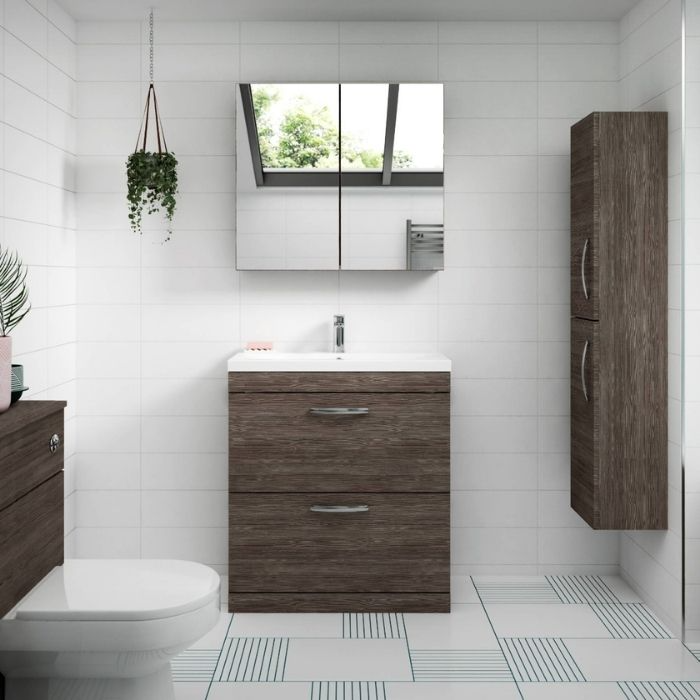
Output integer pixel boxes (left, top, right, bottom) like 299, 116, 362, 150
149, 8, 154, 83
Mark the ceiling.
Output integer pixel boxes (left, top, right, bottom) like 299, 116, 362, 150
56, 0, 640, 22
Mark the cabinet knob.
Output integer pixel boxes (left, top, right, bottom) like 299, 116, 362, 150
49, 434, 61, 453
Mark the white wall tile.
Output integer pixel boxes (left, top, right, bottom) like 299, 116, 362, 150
439, 21, 536, 44
242, 21, 337, 44
339, 44, 437, 82
439, 44, 537, 81
240, 44, 339, 81
539, 44, 618, 81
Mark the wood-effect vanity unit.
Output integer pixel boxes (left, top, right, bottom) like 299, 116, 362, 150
570, 112, 668, 530
0, 401, 65, 617
228, 370, 450, 612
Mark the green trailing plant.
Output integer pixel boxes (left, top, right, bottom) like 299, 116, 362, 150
0, 246, 30, 337
127, 82, 178, 242
126, 150, 178, 240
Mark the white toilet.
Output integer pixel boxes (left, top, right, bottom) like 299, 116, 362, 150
0, 559, 221, 700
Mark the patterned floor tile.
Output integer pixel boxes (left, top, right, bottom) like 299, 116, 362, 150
189, 613, 232, 650
564, 640, 700, 682
452, 576, 481, 603
171, 648, 220, 682
311, 681, 387, 699
473, 577, 562, 604
546, 576, 620, 604
502, 638, 585, 682
215, 637, 289, 681
590, 604, 672, 639
229, 613, 342, 638
343, 613, 405, 639
283, 639, 413, 681
409, 649, 512, 681
617, 681, 700, 699
485, 603, 611, 638
386, 681, 522, 698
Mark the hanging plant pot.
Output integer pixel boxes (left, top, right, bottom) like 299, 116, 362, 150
127, 82, 178, 242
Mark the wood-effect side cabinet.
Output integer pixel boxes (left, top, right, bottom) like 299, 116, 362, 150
228, 371, 450, 612
570, 112, 667, 530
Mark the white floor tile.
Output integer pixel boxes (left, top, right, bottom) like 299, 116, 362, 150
452, 576, 481, 603
283, 639, 413, 681
387, 682, 521, 699
565, 639, 700, 681
403, 604, 500, 649
228, 613, 342, 638
173, 683, 210, 700
190, 612, 232, 649
485, 603, 612, 638
600, 577, 643, 603
518, 683, 625, 699
207, 682, 312, 699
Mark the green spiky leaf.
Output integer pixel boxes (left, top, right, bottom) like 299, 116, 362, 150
0, 247, 31, 337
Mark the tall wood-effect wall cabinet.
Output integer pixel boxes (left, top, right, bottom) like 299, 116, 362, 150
570, 111, 668, 530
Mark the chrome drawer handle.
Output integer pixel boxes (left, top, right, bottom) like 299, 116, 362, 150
581, 238, 590, 300
309, 407, 369, 416
49, 434, 61, 453
581, 339, 589, 403
310, 505, 369, 513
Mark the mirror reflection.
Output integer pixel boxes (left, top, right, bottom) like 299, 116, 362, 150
236, 83, 444, 271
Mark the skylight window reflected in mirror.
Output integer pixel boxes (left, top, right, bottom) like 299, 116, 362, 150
251, 83, 339, 171
393, 84, 443, 171
340, 84, 388, 171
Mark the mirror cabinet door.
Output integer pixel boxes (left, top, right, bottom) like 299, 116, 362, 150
236, 83, 443, 271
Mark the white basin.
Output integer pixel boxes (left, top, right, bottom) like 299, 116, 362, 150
227, 351, 451, 372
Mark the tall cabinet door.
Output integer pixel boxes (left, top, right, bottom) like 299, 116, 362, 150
571, 114, 599, 320
570, 318, 599, 528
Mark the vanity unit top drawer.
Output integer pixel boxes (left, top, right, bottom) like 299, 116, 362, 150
229, 493, 449, 594
0, 401, 66, 512
229, 371, 450, 393
229, 392, 449, 491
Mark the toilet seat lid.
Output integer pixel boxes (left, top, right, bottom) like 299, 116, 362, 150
14, 559, 220, 622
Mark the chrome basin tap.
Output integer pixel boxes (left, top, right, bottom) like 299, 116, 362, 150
333, 315, 345, 353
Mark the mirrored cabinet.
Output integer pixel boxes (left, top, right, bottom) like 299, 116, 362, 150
235, 83, 444, 271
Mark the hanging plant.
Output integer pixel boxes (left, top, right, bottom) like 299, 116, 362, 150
126, 11, 178, 242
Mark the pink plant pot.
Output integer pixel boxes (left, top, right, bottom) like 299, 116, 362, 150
0, 336, 11, 413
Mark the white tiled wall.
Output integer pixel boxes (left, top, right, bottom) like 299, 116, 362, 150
74, 19, 624, 578
684, 0, 700, 641
0, 0, 78, 551
617, 0, 684, 636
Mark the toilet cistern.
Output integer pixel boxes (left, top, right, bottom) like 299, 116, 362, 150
333, 315, 345, 353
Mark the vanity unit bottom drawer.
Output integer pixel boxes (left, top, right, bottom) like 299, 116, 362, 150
230, 493, 449, 607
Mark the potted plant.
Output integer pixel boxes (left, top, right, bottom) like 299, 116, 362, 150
0, 246, 30, 413
126, 83, 178, 242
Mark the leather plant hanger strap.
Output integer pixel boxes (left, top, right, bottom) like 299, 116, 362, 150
134, 83, 168, 154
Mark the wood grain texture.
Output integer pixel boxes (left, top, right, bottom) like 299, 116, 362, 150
570, 112, 668, 530
571, 318, 599, 527
229, 372, 450, 393
0, 473, 64, 618
230, 493, 449, 594
229, 592, 450, 613
0, 411, 64, 512
571, 112, 599, 320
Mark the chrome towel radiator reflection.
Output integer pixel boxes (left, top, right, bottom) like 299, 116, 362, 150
406, 220, 444, 271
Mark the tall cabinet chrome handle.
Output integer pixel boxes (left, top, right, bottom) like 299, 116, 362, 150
310, 505, 369, 513
581, 238, 590, 300
581, 339, 590, 403
309, 407, 369, 416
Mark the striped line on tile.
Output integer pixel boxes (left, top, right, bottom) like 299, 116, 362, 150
501, 638, 585, 682
310, 682, 387, 699
618, 681, 700, 699
687, 644, 700, 662
343, 613, 405, 639
473, 579, 561, 604
214, 637, 288, 681
171, 648, 220, 682
546, 575, 620, 604
590, 603, 672, 639
409, 649, 512, 681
